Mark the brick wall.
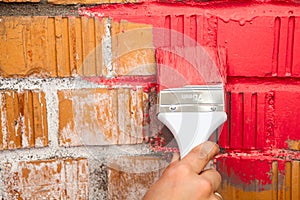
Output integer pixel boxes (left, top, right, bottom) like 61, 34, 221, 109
1, 1, 300, 200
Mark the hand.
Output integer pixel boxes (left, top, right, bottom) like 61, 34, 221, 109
143, 141, 222, 200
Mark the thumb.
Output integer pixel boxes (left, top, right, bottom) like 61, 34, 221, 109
181, 141, 219, 174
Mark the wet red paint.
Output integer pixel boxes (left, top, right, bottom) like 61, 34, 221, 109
216, 149, 300, 186
80, 2, 300, 187
219, 79, 300, 150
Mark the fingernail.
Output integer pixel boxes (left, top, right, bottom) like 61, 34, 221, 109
203, 160, 215, 170
199, 141, 215, 158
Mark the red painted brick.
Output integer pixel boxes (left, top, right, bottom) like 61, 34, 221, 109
58, 87, 149, 146
218, 155, 300, 200
3, 158, 88, 199
218, 16, 300, 77
219, 80, 300, 150
0, 90, 48, 150
156, 46, 226, 91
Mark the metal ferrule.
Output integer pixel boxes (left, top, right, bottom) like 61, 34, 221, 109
158, 84, 225, 113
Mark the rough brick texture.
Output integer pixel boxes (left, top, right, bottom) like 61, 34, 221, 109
0, 90, 48, 150
1, 2, 300, 200
58, 87, 149, 146
108, 156, 168, 200
218, 156, 300, 200
0, 0, 39, 2
0, 17, 155, 78
48, 0, 136, 4
218, 80, 300, 150
2, 158, 88, 199
111, 20, 155, 76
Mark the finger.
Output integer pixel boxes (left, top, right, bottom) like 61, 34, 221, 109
199, 169, 222, 193
170, 152, 180, 163
181, 141, 219, 174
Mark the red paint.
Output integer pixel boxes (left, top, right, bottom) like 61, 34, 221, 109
219, 79, 300, 150
156, 47, 215, 91
83, 76, 156, 91
80, 2, 300, 187
217, 149, 299, 187
218, 16, 300, 77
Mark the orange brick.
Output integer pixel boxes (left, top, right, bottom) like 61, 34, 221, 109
111, 20, 156, 76
58, 87, 148, 146
3, 158, 88, 199
0, 0, 39, 2
287, 140, 300, 150
107, 156, 168, 199
0, 17, 153, 77
291, 161, 300, 200
0, 90, 48, 150
32, 91, 48, 147
0, 16, 104, 77
48, 0, 136, 4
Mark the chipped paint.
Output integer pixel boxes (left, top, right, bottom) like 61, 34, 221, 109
108, 156, 168, 199
102, 18, 115, 78
287, 139, 300, 150
0, 77, 156, 199
1, 1, 300, 199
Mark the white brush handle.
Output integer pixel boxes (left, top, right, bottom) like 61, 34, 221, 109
158, 112, 227, 158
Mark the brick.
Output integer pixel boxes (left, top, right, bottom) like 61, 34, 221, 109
0, 0, 39, 2
107, 156, 168, 200
111, 20, 156, 76
0, 17, 52, 77
0, 90, 48, 150
218, 156, 300, 200
0, 17, 154, 78
219, 81, 300, 150
2, 158, 88, 199
287, 140, 300, 151
218, 16, 300, 77
48, 0, 136, 4
58, 87, 148, 146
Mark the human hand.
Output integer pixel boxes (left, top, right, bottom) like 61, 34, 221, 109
143, 141, 223, 200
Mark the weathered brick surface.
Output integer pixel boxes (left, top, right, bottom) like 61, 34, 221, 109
0, 90, 48, 150
0, 2, 299, 200
0, 16, 105, 77
2, 158, 88, 199
108, 156, 168, 200
48, 0, 136, 4
111, 20, 156, 76
58, 87, 149, 146
0, 0, 39, 2
0, 17, 155, 78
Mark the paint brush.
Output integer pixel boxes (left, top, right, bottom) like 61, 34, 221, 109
156, 37, 227, 158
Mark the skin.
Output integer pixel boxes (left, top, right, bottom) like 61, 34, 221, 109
143, 141, 222, 200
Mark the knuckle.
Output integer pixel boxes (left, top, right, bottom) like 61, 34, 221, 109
198, 177, 214, 194
164, 163, 191, 177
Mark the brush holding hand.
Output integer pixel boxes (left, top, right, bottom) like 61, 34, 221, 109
143, 141, 223, 200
